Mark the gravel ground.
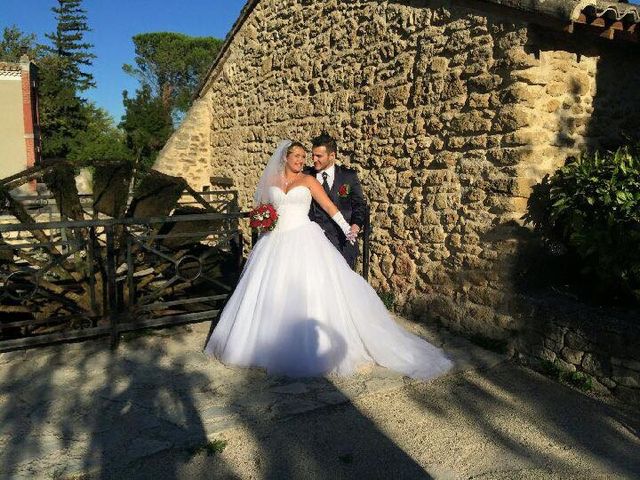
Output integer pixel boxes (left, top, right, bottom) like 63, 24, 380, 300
1, 320, 638, 480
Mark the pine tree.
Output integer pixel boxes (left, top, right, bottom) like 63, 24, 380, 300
45, 0, 96, 92
38, 55, 87, 159
120, 85, 174, 168
0, 25, 45, 62
123, 33, 223, 121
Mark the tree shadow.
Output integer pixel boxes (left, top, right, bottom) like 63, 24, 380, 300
216, 318, 435, 479
0, 330, 233, 479
0, 317, 441, 479
406, 360, 640, 477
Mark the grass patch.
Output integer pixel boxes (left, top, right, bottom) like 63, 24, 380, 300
565, 370, 593, 391
540, 360, 593, 392
188, 439, 227, 457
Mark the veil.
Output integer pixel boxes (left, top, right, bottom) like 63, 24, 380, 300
253, 139, 292, 206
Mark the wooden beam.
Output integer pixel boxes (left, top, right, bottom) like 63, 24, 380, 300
210, 176, 234, 187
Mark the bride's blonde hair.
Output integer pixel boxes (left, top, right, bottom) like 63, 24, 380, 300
286, 141, 307, 157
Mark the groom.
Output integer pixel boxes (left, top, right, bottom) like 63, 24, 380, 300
305, 133, 367, 270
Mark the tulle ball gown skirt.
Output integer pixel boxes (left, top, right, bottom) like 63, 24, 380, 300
204, 220, 453, 379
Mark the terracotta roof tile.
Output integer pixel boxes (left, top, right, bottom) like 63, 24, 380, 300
482, 0, 640, 24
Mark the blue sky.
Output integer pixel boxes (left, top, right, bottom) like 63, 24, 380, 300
0, 0, 246, 122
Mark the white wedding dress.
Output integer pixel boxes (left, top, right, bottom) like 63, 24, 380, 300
205, 185, 453, 378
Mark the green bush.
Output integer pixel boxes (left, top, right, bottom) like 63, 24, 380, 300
378, 291, 395, 311
524, 146, 640, 303
539, 360, 594, 392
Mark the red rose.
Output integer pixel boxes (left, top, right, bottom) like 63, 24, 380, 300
249, 203, 279, 232
338, 184, 351, 197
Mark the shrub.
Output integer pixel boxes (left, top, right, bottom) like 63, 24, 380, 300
378, 291, 395, 311
524, 146, 640, 303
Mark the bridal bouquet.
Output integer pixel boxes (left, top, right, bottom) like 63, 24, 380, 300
249, 203, 278, 232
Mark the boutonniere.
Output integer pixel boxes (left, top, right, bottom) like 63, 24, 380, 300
338, 184, 351, 198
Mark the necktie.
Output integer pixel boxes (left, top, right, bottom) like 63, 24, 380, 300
321, 172, 330, 195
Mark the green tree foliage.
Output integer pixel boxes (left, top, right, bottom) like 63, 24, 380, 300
38, 55, 87, 159
524, 147, 640, 303
120, 85, 173, 169
67, 104, 133, 165
122, 32, 223, 117
0, 25, 45, 61
45, 0, 96, 91
1, 7, 131, 166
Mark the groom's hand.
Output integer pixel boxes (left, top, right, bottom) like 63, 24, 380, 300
347, 224, 360, 244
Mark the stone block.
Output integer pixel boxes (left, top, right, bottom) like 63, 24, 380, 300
468, 74, 502, 92
450, 111, 492, 133
589, 378, 611, 396
493, 106, 530, 132
500, 82, 543, 104
501, 48, 538, 70
555, 358, 577, 373
547, 98, 560, 113
468, 92, 490, 108
430, 56, 450, 73
614, 385, 640, 405
536, 347, 556, 363
561, 346, 584, 365
582, 353, 608, 377
564, 331, 591, 351
386, 84, 411, 108
599, 376, 617, 389
611, 357, 640, 372
612, 365, 640, 388
511, 68, 547, 86
546, 82, 566, 97
543, 337, 560, 352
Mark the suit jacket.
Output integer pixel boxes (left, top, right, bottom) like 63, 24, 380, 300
304, 164, 367, 266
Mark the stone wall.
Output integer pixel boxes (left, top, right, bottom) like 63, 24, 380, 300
155, 0, 640, 339
155, 93, 214, 191
515, 295, 640, 404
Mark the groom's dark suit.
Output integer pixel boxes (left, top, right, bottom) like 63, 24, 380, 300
304, 165, 367, 270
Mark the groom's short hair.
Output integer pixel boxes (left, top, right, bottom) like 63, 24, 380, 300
311, 132, 337, 155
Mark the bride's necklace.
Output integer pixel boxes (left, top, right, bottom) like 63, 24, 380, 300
283, 171, 302, 189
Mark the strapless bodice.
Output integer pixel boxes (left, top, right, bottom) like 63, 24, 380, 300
268, 185, 312, 232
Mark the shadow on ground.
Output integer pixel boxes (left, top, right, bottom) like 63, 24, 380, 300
1, 321, 639, 479
405, 360, 640, 478
0, 330, 230, 479
0, 324, 432, 479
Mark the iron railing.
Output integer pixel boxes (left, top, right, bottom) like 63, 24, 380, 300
0, 211, 244, 352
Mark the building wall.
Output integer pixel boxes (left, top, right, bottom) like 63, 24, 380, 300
155, 93, 213, 190
154, 0, 640, 339
0, 72, 27, 179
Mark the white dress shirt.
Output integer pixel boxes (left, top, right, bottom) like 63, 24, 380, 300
316, 164, 336, 190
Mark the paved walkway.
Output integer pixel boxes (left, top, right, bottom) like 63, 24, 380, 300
0, 318, 639, 479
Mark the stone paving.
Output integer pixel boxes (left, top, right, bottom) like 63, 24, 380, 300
0, 318, 638, 479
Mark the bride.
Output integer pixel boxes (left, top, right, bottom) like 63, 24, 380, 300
205, 140, 453, 378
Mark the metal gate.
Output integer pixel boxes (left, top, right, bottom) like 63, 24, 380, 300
0, 193, 244, 352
